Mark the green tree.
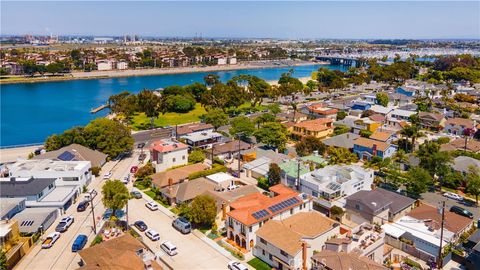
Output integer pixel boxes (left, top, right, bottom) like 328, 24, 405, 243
102, 180, 129, 218
416, 141, 451, 177
400, 123, 423, 153
254, 122, 289, 151
0, 249, 5, 270
328, 147, 358, 165
20, 59, 38, 76
189, 148, 206, 163
188, 195, 217, 226
135, 163, 155, 179
267, 104, 281, 116
231, 75, 271, 106
204, 74, 220, 87
184, 82, 208, 102
466, 167, 480, 203
254, 113, 276, 128
278, 71, 303, 97
333, 125, 350, 136
229, 116, 255, 137
295, 136, 327, 157
405, 167, 433, 194
163, 95, 196, 113
305, 80, 318, 93
376, 92, 389, 107
336, 111, 347, 121
137, 89, 162, 127
83, 118, 134, 158
46, 62, 64, 75
203, 109, 229, 130
359, 129, 373, 138
267, 163, 282, 186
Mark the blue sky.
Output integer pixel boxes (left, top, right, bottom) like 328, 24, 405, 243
1, 1, 479, 39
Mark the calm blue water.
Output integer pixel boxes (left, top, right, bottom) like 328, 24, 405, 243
0, 64, 346, 147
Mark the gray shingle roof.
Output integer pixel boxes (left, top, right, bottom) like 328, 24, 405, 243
322, 133, 360, 149
347, 188, 416, 214
0, 177, 56, 197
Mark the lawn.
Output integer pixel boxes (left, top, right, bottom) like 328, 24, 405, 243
247, 258, 271, 270
130, 103, 207, 130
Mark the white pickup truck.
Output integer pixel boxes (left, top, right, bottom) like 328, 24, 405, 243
41, 232, 60, 249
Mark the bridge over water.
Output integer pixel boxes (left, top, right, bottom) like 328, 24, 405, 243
315, 55, 390, 68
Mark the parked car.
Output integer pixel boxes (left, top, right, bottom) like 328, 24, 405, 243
77, 200, 90, 212
146, 201, 159, 211
71, 234, 88, 252
161, 241, 178, 256
134, 220, 148, 232
145, 229, 160, 241
450, 205, 474, 219
84, 189, 97, 202
137, 142, 145, 149
138, 153, 147, 162
460, 199, 477, 207
443, 192, 463, 201
227, 261, 248, 270
130, 190, 142, 199
55, 216, 74, 232
103, 172, 113, 179
122, 175, 130, 184
227, 184, 239, 191
42, 232, 61, 249
130, 166, 138, 174
172, 217, 191, 234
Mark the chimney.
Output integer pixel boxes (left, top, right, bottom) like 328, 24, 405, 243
221, 202, 227, 221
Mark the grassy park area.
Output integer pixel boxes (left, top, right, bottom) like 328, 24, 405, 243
130, 103, 207, 130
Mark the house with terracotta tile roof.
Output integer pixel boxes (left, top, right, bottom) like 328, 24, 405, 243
226, 184, 312, 251
150, 139, 189, 172
253, 212, 340, 269
292, 119, 334, 139
151, 163, 209, 189
307, 104, 338, 120
440, 138, 480, 153
444, 117, 475, 135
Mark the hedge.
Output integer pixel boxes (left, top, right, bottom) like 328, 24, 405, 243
188, 164, 227, 180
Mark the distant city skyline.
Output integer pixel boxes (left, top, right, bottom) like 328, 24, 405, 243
1, 1, 479, 39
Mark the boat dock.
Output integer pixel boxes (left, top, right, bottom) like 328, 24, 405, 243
90, 104, 109, 114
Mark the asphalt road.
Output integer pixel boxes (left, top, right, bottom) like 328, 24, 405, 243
421, 192, 480, 220
132, 127, 174, 147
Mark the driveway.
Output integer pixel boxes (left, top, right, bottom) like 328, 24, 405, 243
421, 192, 479, 220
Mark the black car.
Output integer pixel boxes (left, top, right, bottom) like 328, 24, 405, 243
450, 205, 474, 219
134, 220, 148, 232
77, 201, 89, 212
137, 142, 145, 149
460, 199, 477, 207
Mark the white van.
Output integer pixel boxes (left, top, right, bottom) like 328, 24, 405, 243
84, 189, 97, 202
145, 229, 160, 241
161, 241, 177, 256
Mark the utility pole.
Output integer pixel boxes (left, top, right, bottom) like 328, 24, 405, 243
437, 201, 445, 269
126, 198, 129, 230
237, 138, 241, 178
90, 190, 97, 234
211, 135, 215, 168
296, 159, 301, 191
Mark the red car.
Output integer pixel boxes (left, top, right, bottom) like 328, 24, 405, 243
130, 166, 138, 174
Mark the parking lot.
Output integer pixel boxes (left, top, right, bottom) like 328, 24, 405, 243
421, 192, 480, 220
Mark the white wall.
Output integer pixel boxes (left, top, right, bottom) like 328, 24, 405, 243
154, 149, 188, 172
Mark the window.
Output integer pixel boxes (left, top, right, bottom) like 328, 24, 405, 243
173, 158, 176, 162
260, 237, 267, 244
38, 191, 43, 198
48, 183, 54, 189
249, 226, 252, 233
355, 204, 361, 210
63, 177, 79, 181
290, 209, 293, 215
280, 250, 288, 257
182, 155, 185, 160
269, 254, 273, 261
312, 191, 318, 197
262, 249, 265, 256
240, 224, 246, 235
228, 218, 233, 227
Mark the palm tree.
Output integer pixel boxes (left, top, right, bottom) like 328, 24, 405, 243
400, 122, 424, 153
291, 102, 298, 123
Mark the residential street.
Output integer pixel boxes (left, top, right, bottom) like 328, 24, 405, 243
421, 192, 480, 220
14, 153, 138, 270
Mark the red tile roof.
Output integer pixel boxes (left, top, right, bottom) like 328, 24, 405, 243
407, 203, 473, 234
227, 184, 307, 226
151, 140, 188, 153
294, 119, 333, 132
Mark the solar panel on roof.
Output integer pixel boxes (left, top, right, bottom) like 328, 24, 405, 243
268, 197, 300, 213
57, 151, 75, 161
251, 209, 269, 220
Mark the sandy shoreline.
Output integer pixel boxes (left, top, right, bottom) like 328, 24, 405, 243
0, 60, 319, 85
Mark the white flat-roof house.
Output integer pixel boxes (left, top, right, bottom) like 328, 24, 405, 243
0, 177, 78, 210
206, 172, 236, 189
180, 130, 223, 149
296, 165, 374, 201
5, 159, 92, 194
150, 140, 189, 172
